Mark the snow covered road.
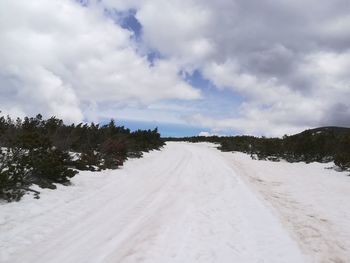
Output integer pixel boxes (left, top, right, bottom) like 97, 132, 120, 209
1, 142, 309, 262
223, 150, 350, 263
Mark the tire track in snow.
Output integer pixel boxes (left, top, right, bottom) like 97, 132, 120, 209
223, 151, 350, 263
1, 142, 307, 263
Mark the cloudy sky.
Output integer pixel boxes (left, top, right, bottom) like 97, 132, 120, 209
1, 0, 350, 136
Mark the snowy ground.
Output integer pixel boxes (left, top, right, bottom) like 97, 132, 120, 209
222, 150, 350, 263
0, 142, 349, 262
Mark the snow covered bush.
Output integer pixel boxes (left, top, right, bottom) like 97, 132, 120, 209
0, 145, 77, 201
0, 113, 164, 201
74, 149, 102, 171
27, 147, 78, 189
0, 147, 31, 201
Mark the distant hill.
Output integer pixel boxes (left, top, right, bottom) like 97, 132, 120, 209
293, 126, 350, 137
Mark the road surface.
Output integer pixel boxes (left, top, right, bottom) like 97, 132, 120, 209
1, 142, 306, 262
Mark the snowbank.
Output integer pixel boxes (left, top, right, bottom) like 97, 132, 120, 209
222, 150, 350, 262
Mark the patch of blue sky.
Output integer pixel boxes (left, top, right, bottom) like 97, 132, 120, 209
87, 100, 208, 137
117, 9, 142, 38
184, 69, 244, 119
102, 8, 142, 41
103, 7, 161, 66
92, 68, 245, 137
75, 0, 89, 7
97, 117, 204, 137
118, 10, 164, 66
118, 119, 205, 137
147, 51, 163, 66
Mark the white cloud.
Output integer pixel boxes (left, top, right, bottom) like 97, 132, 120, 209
198, 131, 211, 137
121, 0, 350, 135
136, 0, 214, 66
198, 131, 223, 137
0, 0, 200, 123
190, 114, 311, 137
1, 0, 350, 136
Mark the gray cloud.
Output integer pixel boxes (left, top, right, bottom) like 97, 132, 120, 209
1, 0, 350, 136
323, 103, 350, 127
122, 0, 350, 135
0, 0, 200, 122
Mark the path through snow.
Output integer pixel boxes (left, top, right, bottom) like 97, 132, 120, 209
1, 142, 309, 262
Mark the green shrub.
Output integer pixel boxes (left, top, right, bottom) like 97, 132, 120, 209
0, 148, 30, 201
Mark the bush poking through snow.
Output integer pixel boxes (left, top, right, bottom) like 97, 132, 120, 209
166, 127, 350, 171
0, 147, 29, 201
0, 113, 164, 201
334, 135, 350, 171
0, 145, 77, 201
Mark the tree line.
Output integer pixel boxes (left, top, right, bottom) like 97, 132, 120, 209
0, 114, 164, 201
165, 127, 350, 171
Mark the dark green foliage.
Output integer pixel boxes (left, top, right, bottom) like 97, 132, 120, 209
334, 134, 350, 170
166, 127, 350, 171
100, 138, 128, 169
27, 147, 78, 189
129, 128, 163, 153
0, 113, 164, 201
0, 147, 29, 201
74, 150, 102, 171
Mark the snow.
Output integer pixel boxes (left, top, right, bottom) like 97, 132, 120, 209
1, 142, 348, 262
222, 150, 350, 262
